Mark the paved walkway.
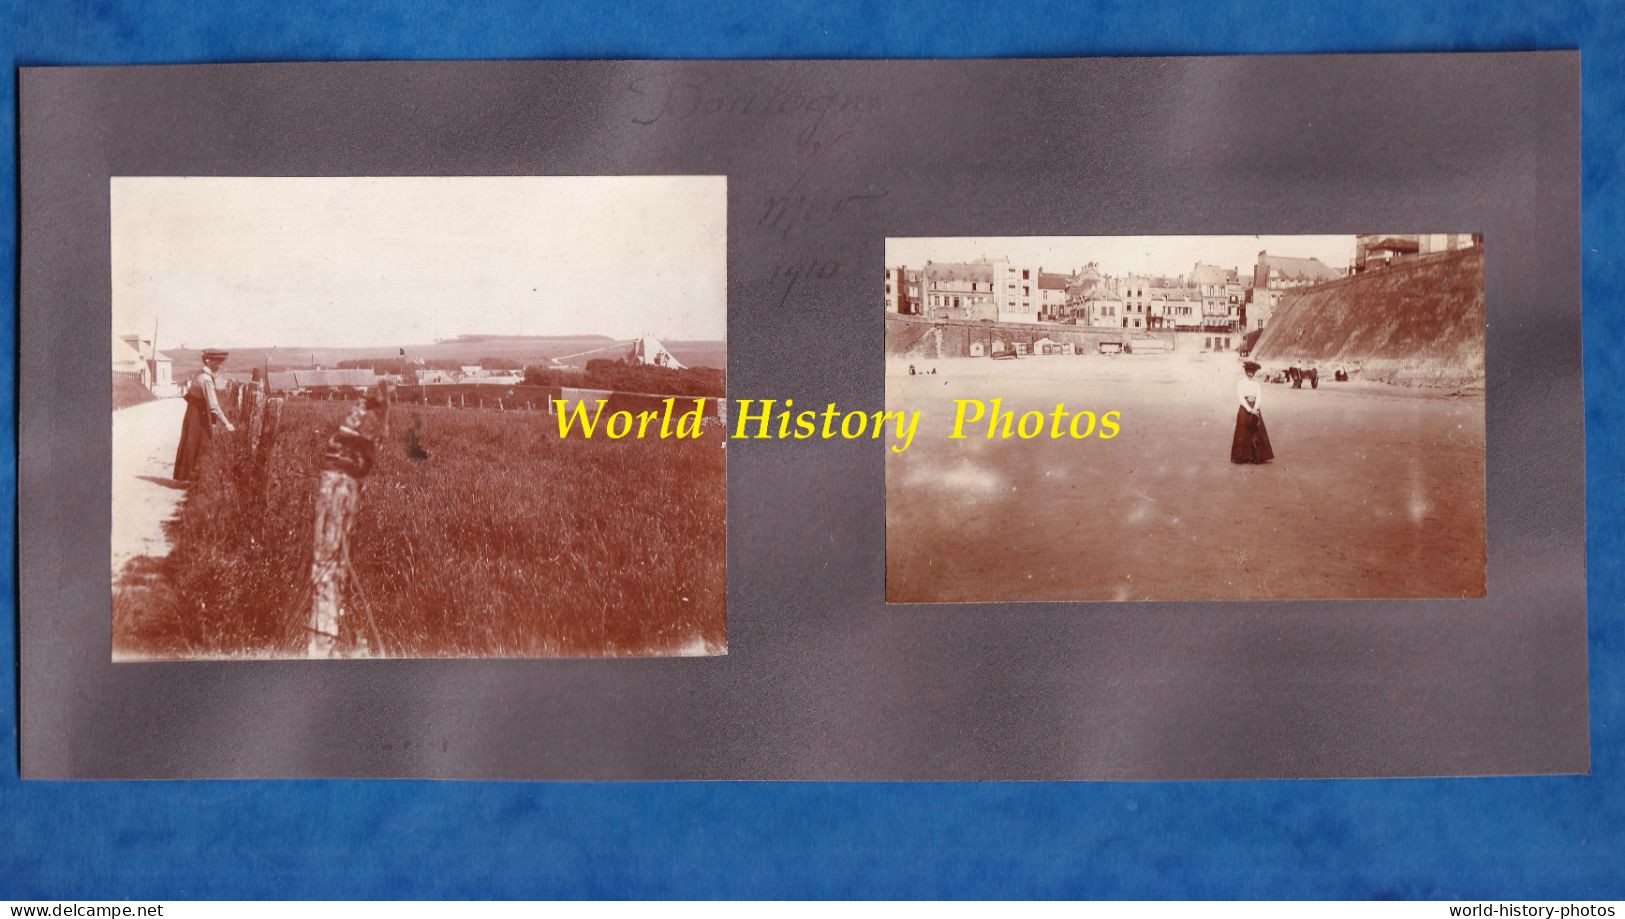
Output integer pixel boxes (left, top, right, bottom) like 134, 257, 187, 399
111, 397, 188, 578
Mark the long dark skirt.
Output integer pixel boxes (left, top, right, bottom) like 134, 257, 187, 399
1230, 406, 1274, 464
172, 397, 214, 482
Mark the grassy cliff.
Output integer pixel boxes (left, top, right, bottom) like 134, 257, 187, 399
1253, 248, 1485, 388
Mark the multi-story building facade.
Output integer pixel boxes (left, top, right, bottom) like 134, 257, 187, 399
1083, 293, 1125, 328
1248, 251, 1345, 330
1118, 275, 1154, 330
1225, 277, 1245, 329
918, 260, 998, 320
884, 266, 920, 315
1191, 263, 1242, 334
1064, 263, 1113, 325
990, 258, 1041, 324
1153, 289, 1203, 331
1037, 272, 1070, 321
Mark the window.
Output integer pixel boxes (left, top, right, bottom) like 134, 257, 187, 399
1022, 270, 1030, 280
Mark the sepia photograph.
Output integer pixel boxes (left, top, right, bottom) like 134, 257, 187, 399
110, 175, 727, 659
886, 234, 1486, 602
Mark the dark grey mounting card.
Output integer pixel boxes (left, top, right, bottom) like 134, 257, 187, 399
19, 54, 1585, 780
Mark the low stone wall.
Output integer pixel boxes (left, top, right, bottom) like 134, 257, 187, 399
884, 314, 1242, 358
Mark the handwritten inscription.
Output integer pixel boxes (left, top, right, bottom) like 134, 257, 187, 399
758, 187, 890, 241
626, 70, 889, 307
771, 259, 842, 308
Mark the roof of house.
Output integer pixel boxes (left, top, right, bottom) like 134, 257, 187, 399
923, 261, 994, 283
112, 334, 147, 373
1191, 263, 1240, 284
1363, 237, 1422, 254
1150, 285, 1199, 298
1076, 290, 1123, 303
116, 334, 174, 363
1038, 272, 1070, 290
1257, 252, 1344, 282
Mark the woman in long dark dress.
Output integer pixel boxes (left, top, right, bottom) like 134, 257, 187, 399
173, 349, 235, 482
1231, 360, 1274, 465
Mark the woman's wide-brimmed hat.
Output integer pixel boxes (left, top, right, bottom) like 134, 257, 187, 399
1243, 360, 1262, 373
201, 349, 230, 362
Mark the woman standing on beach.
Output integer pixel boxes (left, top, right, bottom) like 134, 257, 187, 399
1231, 360, 1274, 465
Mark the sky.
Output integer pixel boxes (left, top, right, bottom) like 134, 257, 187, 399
112, 176, 727, 350
885, 235, 1361, 280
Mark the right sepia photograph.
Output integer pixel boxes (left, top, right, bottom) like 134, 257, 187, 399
885, 234, 1486, 603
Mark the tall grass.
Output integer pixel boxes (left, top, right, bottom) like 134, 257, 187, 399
113, 401, 726, 658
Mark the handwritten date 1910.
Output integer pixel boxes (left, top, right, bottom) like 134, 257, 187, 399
771, 259, 841, 308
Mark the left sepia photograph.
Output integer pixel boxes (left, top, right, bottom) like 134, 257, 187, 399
110, 176, 728, 660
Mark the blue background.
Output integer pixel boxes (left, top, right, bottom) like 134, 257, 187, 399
3, 0, 1621, 899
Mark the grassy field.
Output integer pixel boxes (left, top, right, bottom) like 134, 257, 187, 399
113, 400, 727, 658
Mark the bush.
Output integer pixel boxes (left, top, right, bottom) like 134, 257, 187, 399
583, 359, 726, 397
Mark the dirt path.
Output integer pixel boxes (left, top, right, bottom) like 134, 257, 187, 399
111, 397, 188, 578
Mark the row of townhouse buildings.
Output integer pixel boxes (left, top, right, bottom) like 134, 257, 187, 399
886, 258, 1070, 325
885, 248, 1350, 337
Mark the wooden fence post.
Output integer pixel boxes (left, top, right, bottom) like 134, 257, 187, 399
306, 381, 390, 658
245, 379, 267, 453
260, 397, 283, 463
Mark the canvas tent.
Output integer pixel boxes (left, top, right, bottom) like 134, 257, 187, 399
627, 335, 685, 370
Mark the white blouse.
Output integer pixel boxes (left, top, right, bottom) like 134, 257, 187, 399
1237, 378, 1261, 413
